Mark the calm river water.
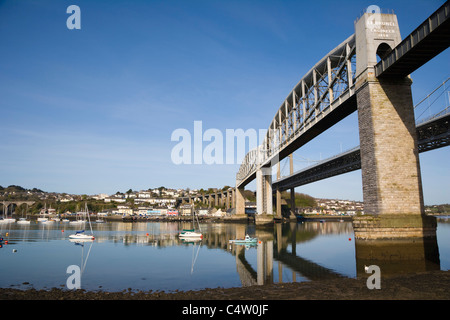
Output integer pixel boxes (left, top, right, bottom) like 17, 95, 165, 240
1, 217, 449, 292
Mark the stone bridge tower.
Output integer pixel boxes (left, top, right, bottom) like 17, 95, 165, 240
353, 9, 436, 239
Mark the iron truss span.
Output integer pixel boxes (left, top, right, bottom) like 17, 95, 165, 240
236, 35, 357, 187
273, 111, 450, 191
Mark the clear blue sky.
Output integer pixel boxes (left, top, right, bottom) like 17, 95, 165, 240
0, 0, 448, 204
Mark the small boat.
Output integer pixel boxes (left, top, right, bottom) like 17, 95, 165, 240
17, 204, 31, 225
62, 219, 70, 223
95, 218, 106, 223
229, 234, 258, 244
179, 209, 203, 240
69, 230, 95, 240
17, 218, 31, 225
179, 230, 203, 239
37, 217, 48, 222
69, 203, 94, 241
69, 219, 85, 224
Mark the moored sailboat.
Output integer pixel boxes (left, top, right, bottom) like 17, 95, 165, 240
179, 208, 203, 240
16, 203, 31, 224
69, 203, 94, 241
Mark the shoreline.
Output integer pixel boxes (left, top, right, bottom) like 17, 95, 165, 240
19, 213, 450, 224
1, 270, 449, 300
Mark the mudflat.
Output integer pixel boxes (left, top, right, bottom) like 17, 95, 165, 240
1, 270, 449, 300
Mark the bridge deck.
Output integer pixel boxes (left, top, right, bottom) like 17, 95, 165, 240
273, 111, 450, 191
375, 1, 450, 78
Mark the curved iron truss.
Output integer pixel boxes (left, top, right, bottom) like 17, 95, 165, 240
237, 34, 357, 186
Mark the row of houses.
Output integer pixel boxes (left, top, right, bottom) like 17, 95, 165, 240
94, 188, 200, 202
104, 197, 178, 206
302, 198, 364, 216
114, 205, 179, 216
115, 205, 229, 218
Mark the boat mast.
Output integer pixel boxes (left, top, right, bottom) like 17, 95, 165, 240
85, 202, 93, 234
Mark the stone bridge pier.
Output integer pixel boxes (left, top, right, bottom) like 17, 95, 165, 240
352, 11, 436, 239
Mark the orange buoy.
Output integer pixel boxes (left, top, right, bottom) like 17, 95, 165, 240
146, 233, 149, 236
348, 238, 351, 241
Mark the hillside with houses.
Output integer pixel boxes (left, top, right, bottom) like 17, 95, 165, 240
2, 185, 448, 219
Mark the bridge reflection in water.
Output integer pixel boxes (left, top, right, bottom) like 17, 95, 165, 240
224, 221, 441, 286
91, 220, 441, 287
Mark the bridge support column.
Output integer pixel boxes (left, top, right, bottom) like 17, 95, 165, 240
275, 161, 282, 220
214, 192, 219, 207
235, 186, 246, 216
255, 168, 274, 225
355, 78, 437, 239
256, 168, 273, 215
353, 11, 436, 240
275, 189, 281, 220
289, 154, 296, 220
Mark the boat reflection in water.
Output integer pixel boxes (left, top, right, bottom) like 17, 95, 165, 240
69, 238, 94, 289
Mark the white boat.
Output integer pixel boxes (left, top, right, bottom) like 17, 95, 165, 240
3, 218, 16, 223
62, 219, 70, 223
95, 219, 105, 223
70, 211, 86, 224
16, 204, 31, 225
179, 230, 203, 239
69, 219, 85, 224
37, 217, 48, 222
69, 230, 95, 240
69, 202, 94, 241
179, 208, 203, 240
17, 218, 31, 225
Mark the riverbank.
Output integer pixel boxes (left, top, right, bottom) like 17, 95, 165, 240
1, 270, 449, 300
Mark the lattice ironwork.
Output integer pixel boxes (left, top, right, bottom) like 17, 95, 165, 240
237, 35, 357, 185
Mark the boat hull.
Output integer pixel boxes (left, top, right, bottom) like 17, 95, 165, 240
179, 232, 203, 239
229, 235, 258, 244
229, 240, 258, 244
69, 234, 95, 240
